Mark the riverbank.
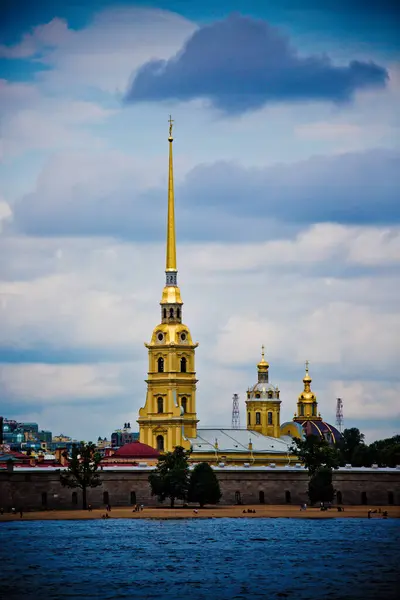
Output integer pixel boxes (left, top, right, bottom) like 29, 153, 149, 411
1, 504, 399, 521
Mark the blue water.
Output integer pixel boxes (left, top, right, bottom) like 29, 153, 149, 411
1, 519, 399, 599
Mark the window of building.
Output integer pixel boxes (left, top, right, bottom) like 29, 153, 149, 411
247, 412, 251, 426
181, 397, 187, 413
180, 357, 187, 373
268, 391, 272, 399
256, 412, 261, 425
169, 307, 174, 318
157, 397, 163, 413
177, 308, 181, 319
259, 491, 265, 504
163, 308, 167, 319
361, 491, 367, 505
285, 490, 291, 504
268, 412, 273, 425
156, 435, 164, 451
300, 404, 304, 416
388, 491, 394, 505
336, 491, 343, 505
157, 357, 164, 373
103, 491, 109, 505
72, 491, 78, 505
41, 492, 47, 507
255, 393, 261, 399
235, 491, 242, 505
312, 403, 317, 416
130, 491, 137, 505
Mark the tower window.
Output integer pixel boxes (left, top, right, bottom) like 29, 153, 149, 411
156, 435, 164, 451
169, 307, 174, 318
285, 490, 291, 504
312, 403, 317, 416
177, 307, 181, 319
157, 357, 164, 373
268, 391, 273, 399
247, 412, 251, 426
180, 357, 187, 373
268, 412, 273, 425
300, 404, 304, 416
361, 491, 367, 505
256, 412, 261, 425
157, 397, 164, 413
181, 397, 187, 413
163, 308, 167, 319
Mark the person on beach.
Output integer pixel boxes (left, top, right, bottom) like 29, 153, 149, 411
88, 504, 92, 512
19, 509, 23, 518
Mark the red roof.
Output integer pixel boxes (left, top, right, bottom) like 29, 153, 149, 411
113, 441, 160, 459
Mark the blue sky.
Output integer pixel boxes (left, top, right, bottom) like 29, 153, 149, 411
0, 0, 399, 442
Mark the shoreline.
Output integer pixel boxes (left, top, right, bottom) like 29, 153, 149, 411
1, 505, 399, 521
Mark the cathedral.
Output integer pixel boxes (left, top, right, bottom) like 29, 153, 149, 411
137, 120, 340, 466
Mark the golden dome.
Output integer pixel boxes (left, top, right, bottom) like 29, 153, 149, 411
257, 345, 269, 371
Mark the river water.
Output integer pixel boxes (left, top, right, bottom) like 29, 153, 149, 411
1, 518, 399, 599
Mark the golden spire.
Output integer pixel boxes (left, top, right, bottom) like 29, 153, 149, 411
257, 344, 269, 370
298, 360, 316, 401
166, 115, 176, 272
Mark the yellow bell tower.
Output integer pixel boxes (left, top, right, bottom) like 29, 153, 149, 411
138, 117, 198, 453
294, 361, 321, 421
246, 346, 281, 438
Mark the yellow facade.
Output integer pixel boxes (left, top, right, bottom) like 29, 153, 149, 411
138, 118, 199, 453
246, 347, 281, 438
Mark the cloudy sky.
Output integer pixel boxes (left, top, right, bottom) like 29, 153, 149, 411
1, 0, 399, 443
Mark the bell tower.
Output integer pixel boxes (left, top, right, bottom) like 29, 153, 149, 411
294, 361, 321, 421
246, 347, 281, 438
138, 118, 198, 453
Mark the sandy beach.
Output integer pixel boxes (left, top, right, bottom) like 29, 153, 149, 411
1, 505, 398, 521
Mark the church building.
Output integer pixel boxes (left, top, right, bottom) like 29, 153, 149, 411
137, 120, 340, 466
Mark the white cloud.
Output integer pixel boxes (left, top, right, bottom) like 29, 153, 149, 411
0, 18, 71, 59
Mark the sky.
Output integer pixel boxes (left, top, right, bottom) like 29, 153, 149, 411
0, 0, 399, 443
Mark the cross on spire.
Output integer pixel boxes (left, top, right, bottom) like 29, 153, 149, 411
261, 344, 265, 360
168, 115, 174, 138
305, 360, 309, 371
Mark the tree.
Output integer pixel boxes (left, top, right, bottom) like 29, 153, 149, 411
148, 446, 190, 508
308, 467, 335, 505
188, 462, 222, 507
291, 435, 341, 476
60, 442, 102, 509
339, 428, 365, 465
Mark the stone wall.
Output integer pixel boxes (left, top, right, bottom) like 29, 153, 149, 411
0, 468, 399, 510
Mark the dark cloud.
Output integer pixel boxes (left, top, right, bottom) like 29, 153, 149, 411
10, 149, 400, 241
125, 13, 389, 114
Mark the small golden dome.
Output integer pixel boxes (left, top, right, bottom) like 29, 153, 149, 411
257, 345, 269, 371
298, 360, 317, 403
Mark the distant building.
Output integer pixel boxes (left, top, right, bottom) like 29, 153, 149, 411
111, 423, 139, 448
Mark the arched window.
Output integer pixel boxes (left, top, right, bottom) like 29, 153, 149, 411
268, 391, 272, 399
361, 491, 367, 505
181, 397, 187, 413
268, 412, 273, 425
300, 404, 304, 416
157, 397, 163, 413
180, 357, 187, 373
259, 491, 265, 504
103, 491, 109, 505
156, 435, 164, 451
130, 491, 137, 505
312, 403, 317, 416
336, 491, 343, 505
255, 393, 261, 399
72, 491, 78, 505
163, 308, 167, 319
41, 492, 47, 507
256, 412, 261, 425
177, 307, 181, 319
388, 491, 394, 505
169, 307, 174, 318
248, 412, 251, 426
285, 490, 291, 504
157, 357, 164, 373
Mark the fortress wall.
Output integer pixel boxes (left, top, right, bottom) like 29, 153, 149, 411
0, 469, 399, 510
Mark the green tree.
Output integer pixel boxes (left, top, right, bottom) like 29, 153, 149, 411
308, 467, 335, 505
188, 462, 222, 507
148, 446, 190, 508
60, 442, 102, 509
291, 435, 341, 476
339, 428, 365, 465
